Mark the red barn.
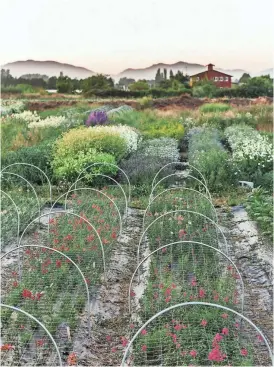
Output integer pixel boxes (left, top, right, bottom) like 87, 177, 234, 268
190, 63, 232, 88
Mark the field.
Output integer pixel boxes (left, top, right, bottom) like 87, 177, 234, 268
0, 96, 273, 366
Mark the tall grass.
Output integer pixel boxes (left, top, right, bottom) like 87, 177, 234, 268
199, 103, 231, 113
109, 110, 185, 139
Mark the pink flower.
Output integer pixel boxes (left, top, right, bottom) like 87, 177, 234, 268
212, 333, 223, 347
106, 335, 112, 342
111, 347, 117, 353
141, 345, 147, 352
222, 328, 229, 336
189, 350, 197, 358
257, 335, 263, 342
221, 313, 228, 319
165, 288, 171, 296
199, 288, 206, 298
120, 337, 128, 347
190, 277, 197, 286
234, 322, 240, 329
240, 349, 248, 356
162, 247, 167, 253
141, 329, 147, 336
200, 319, 207, 327
178, 229, 187, 238
174, 324, 183, 331
165, 296, 171, 303
224, 296, 229, 303
130, 323, 135, 329
208, 347, 226, 362
130, 290, 136, 297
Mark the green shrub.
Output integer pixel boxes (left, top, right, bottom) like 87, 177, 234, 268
1, 139, 55, 185
138, 96, 153, 109
245, 188, 273, 240
188, 128, 237, 192
199, 103, 231, 113
51, 127, 124, 182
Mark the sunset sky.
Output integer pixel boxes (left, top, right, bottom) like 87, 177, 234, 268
1, 0, 273, 74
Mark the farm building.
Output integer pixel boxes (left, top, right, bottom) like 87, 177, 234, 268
190, 63, 232, 88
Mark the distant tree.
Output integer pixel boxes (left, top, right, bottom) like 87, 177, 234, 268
128, 80, 149, 91
155, 68, 163, 85
174, 70, 189, 84
47, 76, 57, 89
82, 74, 114, 92
56, 75, 72, 93
164, 68, 167, 80
117, 77, 136, 90
239, 73, 251, 83
170, 70, 174, 79
192, 80, 217, 98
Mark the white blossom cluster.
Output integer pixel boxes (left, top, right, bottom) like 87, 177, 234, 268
224, 125, 273, 165
0, 99, 25, 116
93, 124, 141, 154
28, 115, 67, 129
8, 110, 40, 123
141, 137, 180, 161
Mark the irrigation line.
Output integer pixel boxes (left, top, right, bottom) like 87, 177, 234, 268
129, 240, 244, 315
0, 303, 63, 366
121, 302, 273, 366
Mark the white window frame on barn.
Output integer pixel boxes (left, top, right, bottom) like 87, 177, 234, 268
196, 77, 200, 81
219, 77, 224, 81
214, 77, 219, 81
225, 77, 229, 81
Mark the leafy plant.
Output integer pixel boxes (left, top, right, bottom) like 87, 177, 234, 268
245, 188, 273, 240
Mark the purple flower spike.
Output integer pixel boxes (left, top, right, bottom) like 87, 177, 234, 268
85, 110, 108, 126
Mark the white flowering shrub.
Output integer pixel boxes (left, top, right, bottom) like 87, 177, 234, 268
8, 110, 40, 123
0, 99, 25, 116
92, 124, 141, 154
28, 115, 67, 129
140, 137, 180, 161
224, 125, 273, 181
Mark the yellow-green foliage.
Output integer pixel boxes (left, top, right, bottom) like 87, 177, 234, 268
52, 126, 127, 181
111, 110, 185, 140
54, 126, 127, 159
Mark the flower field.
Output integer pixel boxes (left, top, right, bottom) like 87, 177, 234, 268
0, 97, 273, 366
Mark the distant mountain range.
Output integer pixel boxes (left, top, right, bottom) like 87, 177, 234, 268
2, 60, 95, 79
2, 59, 273, 82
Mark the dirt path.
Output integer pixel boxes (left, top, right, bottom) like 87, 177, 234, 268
218, 206, 273, 347
71, 208, 145, 366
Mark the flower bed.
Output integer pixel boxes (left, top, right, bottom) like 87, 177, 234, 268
224, 125, 273, 182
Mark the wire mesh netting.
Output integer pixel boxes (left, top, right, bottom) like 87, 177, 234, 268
129, 241, 244, 319
122, 303, 273, 366
0, 303, 62, 366
1, 245, 89, 358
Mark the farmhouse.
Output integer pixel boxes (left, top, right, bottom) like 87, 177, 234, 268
189, 63, 232, 88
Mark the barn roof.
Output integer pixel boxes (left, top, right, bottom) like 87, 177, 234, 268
190, 70, 233, 77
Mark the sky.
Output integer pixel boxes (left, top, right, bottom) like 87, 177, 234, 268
0, 0, 273, 74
